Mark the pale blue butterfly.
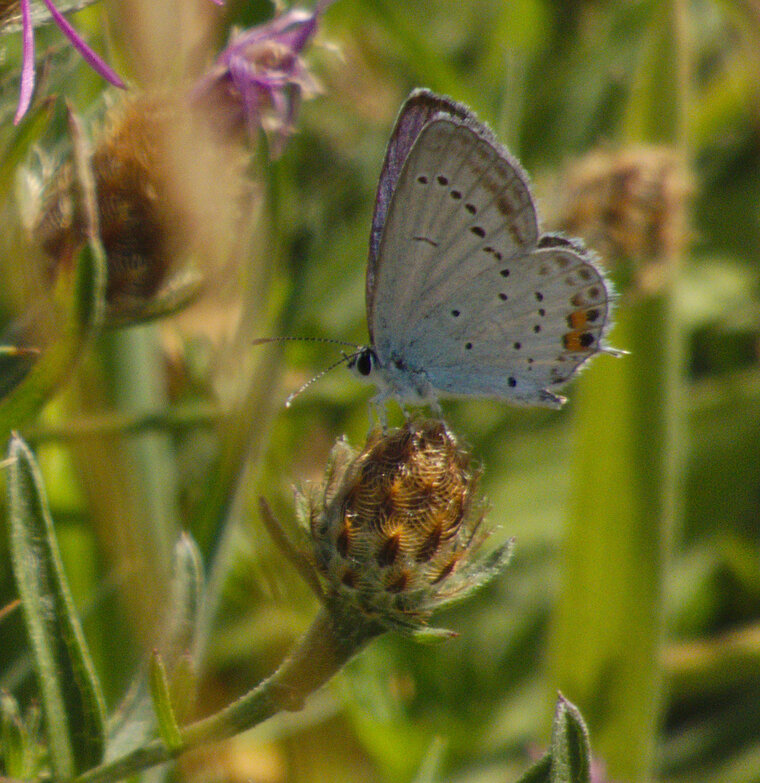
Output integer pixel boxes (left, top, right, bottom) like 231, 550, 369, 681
257, 89, 617, 412
346, 89, 617, 412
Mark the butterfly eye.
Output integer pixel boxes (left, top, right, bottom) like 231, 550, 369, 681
356, 349, 374, 377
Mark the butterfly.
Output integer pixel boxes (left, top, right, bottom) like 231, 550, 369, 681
342, 88, 617, 413
256, 89, 618, 414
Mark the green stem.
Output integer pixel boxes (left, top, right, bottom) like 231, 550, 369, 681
73, 606, 384, 783
26, 403, 224, 444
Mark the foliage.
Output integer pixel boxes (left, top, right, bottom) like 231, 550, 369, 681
0, 1, 759, 782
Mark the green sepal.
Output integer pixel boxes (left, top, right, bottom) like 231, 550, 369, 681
105, 269, 205, 328
515, 754, 552, 783
550, 694, 591, 783
408, 625, 458, 643
148, 652, 183, 752
6, 434, 106, 779
1, 691, 25, 777
0, 693, 44, 780
425, 538, 515, 611
165, 532, 204, 661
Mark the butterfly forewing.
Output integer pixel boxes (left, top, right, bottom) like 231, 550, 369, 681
409, 122, 538, 302
367, 90, 479, 338
371, 118, 538, 367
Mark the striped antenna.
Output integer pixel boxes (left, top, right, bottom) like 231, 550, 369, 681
252, 336, 361, 349
285, 350, 363, 408
253, 336, 366, 407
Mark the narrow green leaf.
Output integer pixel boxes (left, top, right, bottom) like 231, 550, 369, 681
550, 694, 591, 783
1, 691, 25, 778
0, 108, 106, 440
412, 735, 447, 783
162, 534, 203, 724
0, 347, 40, 400
148, 652, 182, 752
0, 97, 54, 194
515, 754, 552, 783
622, 3, 681, 144
7, 434, 106, 778
168, 653, 197, 728
549, 301, 671, 778
165, 533, 204, 662
107, 534, 203, 756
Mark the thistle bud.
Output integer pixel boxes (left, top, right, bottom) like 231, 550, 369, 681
298, 420, 512, 635
548, 147, 691, 293
33, 92, 248, 325
37, 97, 172, 308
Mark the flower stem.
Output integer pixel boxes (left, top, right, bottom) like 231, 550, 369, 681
74, 606, 384, 783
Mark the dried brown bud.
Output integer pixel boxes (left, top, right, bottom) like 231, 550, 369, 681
298, 420, 511, 635
34, 92, 249, 324
548, 147, 691, 293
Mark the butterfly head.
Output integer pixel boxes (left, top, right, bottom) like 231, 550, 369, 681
347, 346, 378, 380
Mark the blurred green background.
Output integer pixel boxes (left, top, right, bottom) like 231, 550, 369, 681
1, 0, 760, 781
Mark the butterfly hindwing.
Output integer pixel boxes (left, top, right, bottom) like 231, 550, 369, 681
401, 243, 611, 402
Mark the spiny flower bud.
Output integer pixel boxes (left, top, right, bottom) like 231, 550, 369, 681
297, 420, 512, 635
37, 97, 175, 308
32, 92, 248, 325
548, 147, 691, 293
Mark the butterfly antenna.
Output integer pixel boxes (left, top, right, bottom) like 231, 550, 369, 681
285, 350, 362, 408
253, 336, 361, 350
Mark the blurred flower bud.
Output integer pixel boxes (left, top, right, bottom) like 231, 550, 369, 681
297, 419, 512, 636
33, 91, 249, 325
547, 147, 691, 294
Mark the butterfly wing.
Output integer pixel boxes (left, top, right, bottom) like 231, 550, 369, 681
367, 89, 482, 340
369, 116, 611, 406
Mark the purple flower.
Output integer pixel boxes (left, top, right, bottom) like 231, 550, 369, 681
194, 1, 331, 156
7, 0, 125, 124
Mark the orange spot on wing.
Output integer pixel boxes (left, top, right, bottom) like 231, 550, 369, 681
563, 330, 592, 352
568, 309, 588, 329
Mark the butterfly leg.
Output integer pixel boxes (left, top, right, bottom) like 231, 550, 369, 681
368, 398, 388, 432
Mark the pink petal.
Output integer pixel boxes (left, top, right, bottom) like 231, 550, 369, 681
14, 0, 35, 124
42, 0, 125, 89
